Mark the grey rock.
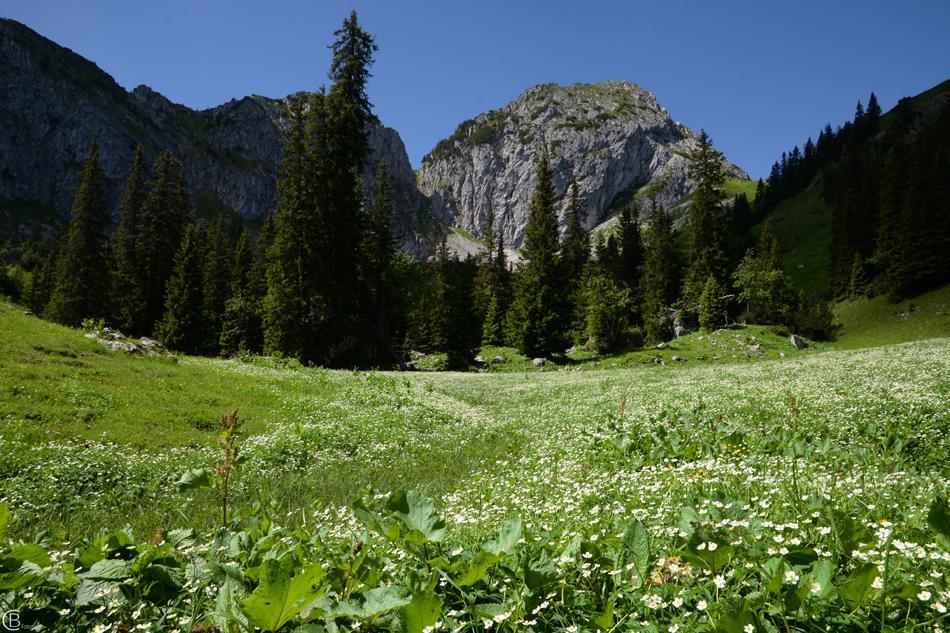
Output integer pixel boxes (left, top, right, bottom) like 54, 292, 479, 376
417, 81, 747, 248
673, 325, 692, 338
748, 344, 761, 354
0, 19, 434, 256
656, 342, 666, 349
490, 355, 507, 364
652, 356, 663, 364
671, 355, 685, 362
790, 334, 807, 350
532, 357, 545, 367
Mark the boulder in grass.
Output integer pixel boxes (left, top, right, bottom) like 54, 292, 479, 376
790, 334, 807, 350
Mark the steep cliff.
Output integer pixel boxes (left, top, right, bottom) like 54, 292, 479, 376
0, 18, 433, 253
417, 81, 748, 248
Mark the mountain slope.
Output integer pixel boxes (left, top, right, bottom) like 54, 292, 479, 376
417, 81, 748, 248
0, 18, 433, 253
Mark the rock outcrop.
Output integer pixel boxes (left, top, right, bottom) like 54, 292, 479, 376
417, 81, 748, 248
0, 18, 433, 254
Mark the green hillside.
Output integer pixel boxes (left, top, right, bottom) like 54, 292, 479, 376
752, 184, 832, 296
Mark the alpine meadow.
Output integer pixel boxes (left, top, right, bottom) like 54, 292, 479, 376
1, 5, 949, 633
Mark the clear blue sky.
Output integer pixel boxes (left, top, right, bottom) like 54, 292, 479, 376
5, 1, 949, 178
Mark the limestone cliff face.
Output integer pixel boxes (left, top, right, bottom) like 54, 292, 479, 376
417, 81, 748, 247
0, 19, 431, 253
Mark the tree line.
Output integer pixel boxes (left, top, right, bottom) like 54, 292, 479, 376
12, 12, 838, 369
751, 88, 949, 301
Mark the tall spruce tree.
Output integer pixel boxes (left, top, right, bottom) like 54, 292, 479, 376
617, 203, 643, 289
201, 216, 232, 354
139, 151, 191, 334
683, 131, 727, 305
156, 223, 207, 353
560, 179, 591, 336
112, 144, 147, 332
640, 202, 678, 343
263, 95, 325, 360
362, 160, 401, 365
323, 11, 377, 362
474, 205, 499, 323
46, 141, 112, 326
508, 151, 568, 358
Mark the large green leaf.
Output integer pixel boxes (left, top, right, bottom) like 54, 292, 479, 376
455, 551, 496, 587
79, 559, 132, 580
242, 558, 327, 632
177, 468, 214, 492
482, 516, 522, 557
322, 585, 412, 619
928, 496, 950, 545
619, 519, 650, 587
401, 590, 441, 633
0, 504, 9, 539
386, 491, 446, 544
213, 564, 251, 633
837, 564, 877, 608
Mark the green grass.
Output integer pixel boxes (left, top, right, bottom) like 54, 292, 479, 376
722, 176, 757, 200
752, 184, 832, 295
450, 225, 485, 246
1, 298, 949, 630
833, 284, 950, 349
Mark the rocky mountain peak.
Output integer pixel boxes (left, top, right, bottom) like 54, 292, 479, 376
417, 80, 748, 249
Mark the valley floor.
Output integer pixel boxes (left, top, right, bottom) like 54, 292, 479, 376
1, 301, 949, 630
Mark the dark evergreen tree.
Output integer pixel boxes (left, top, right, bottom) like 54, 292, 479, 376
474, 205, 499, 323
683, 131, 726, 305
27, 242, 59, 315
640, 202, 678, 343
559, 179, 591, 336
732, 222, 793, 324
507, 152, 568, 358
263, 95, 325, 360
617, 203, 643, 286
361, 160, 401, 366
201, 216, 232, 353
46, 141, 111, 326
156, 223, 206, 353
698, 274, 724, 331
322, 11, 378, 363
139, 151, 191, 334
112, 144, 147, 333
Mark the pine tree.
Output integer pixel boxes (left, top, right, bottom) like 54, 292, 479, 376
560, 179, 590, 282
46, 141, 112, 326
112, 144, 147, 333
362, 160, 400, 365
732, 221, 793, 324
139, 151, 191, 334
473, 205, 499, 323
560, 179, 591, 335
231, 228, 253, 293
616, 202, 644, 311
322, 11, 378, 362
263, 95, 325, 360
201, 216, 232, 354
698, 274, 724, 331
683, 131, 726, 305
508, 151, 568, 358
27, 242, 59, 315
156, 223, 207, 353
640, 202, 678, 343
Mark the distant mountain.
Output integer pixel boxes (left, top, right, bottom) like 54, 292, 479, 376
0, 18, 433, 254
417, 81, 748, 249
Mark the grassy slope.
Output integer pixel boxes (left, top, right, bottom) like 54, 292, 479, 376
2, 299, 949, 544
752, 184, 832, 296
834, 284, 950, 349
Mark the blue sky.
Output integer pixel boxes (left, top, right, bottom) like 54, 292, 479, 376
4, 1, 949, 178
